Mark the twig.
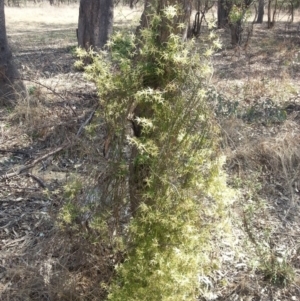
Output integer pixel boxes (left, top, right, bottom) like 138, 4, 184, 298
0, 104, 97, 181
243, 211, 258, 247
15, 77, 78, 116
0, 184, 40, 191
0, 149, 31, 157
26, 173, 46, 189
76, 104, 99, 137
3, 236, 28, 248
0, 221, 12, 229
0, 144, 69, 181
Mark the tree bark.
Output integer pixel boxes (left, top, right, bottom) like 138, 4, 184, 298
271, 0, 277, 26
218, 0, 231, 28
138, 0, 192, 43
267, 0, 272, 28
228, 0, 253, 46
230, 20, 243, 46
77, 0, 114, 50
256, 0, 264, 23
0, 0, 25, 104
129, 0, 192, 215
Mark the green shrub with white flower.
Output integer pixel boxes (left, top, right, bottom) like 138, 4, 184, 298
75, 4, 232, 301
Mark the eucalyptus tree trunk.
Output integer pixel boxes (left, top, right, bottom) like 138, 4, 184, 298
271, 0, 278, 26
290, 1, 294, 23
77, 0, 114, 50
256, 0, 264, 23
138, 0, 192, 42
229, 0, 253, 46
0, 0, 24, 104
218, 0, 231, 28
230, 20, 243, 46
267, 0, 273, 28
129, 0, 192, 214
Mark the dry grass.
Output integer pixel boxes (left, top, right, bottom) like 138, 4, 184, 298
6, 5, 78, 29
6, 4, 142, 34
208, 12, 300, 300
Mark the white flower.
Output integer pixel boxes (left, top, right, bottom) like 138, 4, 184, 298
164, 5, 177, 19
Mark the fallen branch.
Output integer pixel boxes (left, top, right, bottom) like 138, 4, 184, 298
76, 104, 99, 137
0, 105, 98, 182
0, 149, 31, 157
0, 184, 40, 191
0, 144, 69, 181
26, 173, 46, 189
15, 77, 78, 116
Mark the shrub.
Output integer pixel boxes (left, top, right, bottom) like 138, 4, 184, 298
73, 6, 232, 301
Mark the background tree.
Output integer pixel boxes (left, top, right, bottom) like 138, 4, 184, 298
192, 0, 215, 36
229, 0, 253, 46
0, 0, 24, 104
218, 0, 232, 28
217, 0, 255, 46
267, 0, 278, 28
285, 0, 300, 23
256, 0, 264, 23
77, 0, 114, 50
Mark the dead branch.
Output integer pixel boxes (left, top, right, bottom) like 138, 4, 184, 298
26, 173, 46, 189
76, 104, 99, 137
15, 77, 78, 116
0, 104, 97, 182
0, 149, 32, 157
0, 144, 69, 181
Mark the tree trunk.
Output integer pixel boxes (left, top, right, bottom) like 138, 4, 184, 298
0, 0, 25, 104
267, 0, 272, 28
271, 0, 277, 26
230, 20, 243, 46
129, 0, 192, 215
256, 0, 264, 23
229, 0, 253, 46
77, 0, 114, 50
218, 0, 231, 28
138, 0, 192, 43
290, 1, 294, 23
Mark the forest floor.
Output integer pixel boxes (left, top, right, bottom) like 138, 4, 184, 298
0, 4, 300, 301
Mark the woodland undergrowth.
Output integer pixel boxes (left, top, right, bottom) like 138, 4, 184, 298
61, 6, 233, 301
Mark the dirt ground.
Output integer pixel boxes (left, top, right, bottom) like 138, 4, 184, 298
0, 4, 300, 301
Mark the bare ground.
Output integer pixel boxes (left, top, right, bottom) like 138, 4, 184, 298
0, 4, 300, 301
